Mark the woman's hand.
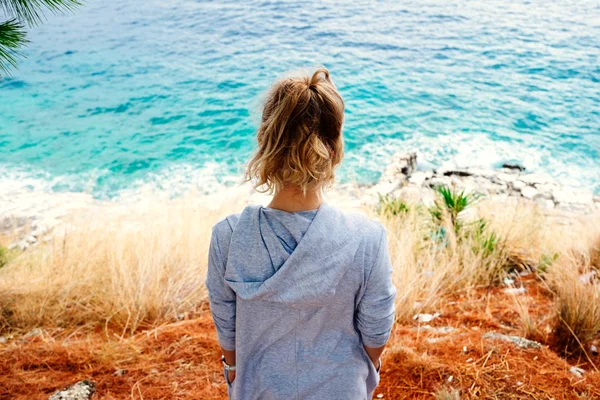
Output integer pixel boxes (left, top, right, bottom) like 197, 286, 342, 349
227, 370, 236, 384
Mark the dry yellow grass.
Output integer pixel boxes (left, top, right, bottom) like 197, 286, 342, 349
0, 194, 243, 334
0, 190, 598, 348
1, 190, 600, 399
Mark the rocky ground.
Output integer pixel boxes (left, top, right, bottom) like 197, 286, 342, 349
365, 152, 599, 215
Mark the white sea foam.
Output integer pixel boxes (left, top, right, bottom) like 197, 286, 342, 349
350, 132, 600, 192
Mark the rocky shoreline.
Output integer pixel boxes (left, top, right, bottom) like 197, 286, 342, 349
1, 152, 598, 251
364, 151, 600, 215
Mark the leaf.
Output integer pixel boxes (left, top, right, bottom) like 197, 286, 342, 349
0, 0, 82, 26
0, 19, 28, 75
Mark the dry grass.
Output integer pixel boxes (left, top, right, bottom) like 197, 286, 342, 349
548, 257, 600, 357
377, 195, 591, 324
0, 194, 243, 334
1, 190, 600, 398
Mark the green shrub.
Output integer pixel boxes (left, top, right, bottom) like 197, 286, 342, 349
377, 194, 409, 217
0, 246, 11, 268
471, 218, 499, 256
538, 253, 559, 274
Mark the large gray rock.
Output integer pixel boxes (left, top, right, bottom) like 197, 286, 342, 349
379, 152, 417, 183
49, 380, 95, 400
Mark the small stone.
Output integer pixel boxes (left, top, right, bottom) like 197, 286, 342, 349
0, 337, 6, 344
26, 235, 37, 244
413, 313, 440, 323
502, 163, 526, 172
503, 277, 515, 285
462, 346, 467, 353
447, 375, 454, 382
535, 198, 555, 210
113, 369, 126, 377
376, 394, 384, 399
590, 345, 598, 355
466, 358, 473, 363
24, 328, 42, 338
483, 332, 542, 349
519, 173, 553, 186
495, 172, 518, 183
521, 186, 538, 199
512, 180, 526, 191
579, 271, 597, 284
569, 366, 585, 378
408, 171, 433, 187
503, 287, 527, 295
49, 380, 96, 400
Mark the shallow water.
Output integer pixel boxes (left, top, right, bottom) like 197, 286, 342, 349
1, 0, 599, 198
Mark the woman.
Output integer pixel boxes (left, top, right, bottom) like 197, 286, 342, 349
206, 67, 396, 400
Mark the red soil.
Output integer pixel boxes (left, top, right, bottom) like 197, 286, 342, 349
1, 278, 599, 399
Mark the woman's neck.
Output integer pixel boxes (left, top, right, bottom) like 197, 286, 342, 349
267, 186, 323, 212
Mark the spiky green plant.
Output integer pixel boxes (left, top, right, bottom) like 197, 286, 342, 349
432, 185, 481, 231
0, 0, 81, 75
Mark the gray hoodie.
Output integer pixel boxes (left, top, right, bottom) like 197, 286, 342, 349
206, 203, 396, 400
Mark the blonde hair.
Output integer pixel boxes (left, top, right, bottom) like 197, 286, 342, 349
246, 67, 345, 195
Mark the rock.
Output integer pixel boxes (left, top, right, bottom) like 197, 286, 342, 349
49, 380, 96, 400
535, 198, 555, 210
503, 278, 515, 285
512, 180, 526, 191
579, 271, 597, 284
502, 163, 526, 172
32, 225, 49, 238
413, 313, 440, 323
380, 152, 417, 183
370, 182, 399, 197
503, 287, 527, 295
442, 169, 472, 178
483, 332, 542, 349
411, 325, 456, 334
569, 366, 585, 378
0, 336, 6, 344
26, 235, 37, 245
590, 344, 598, 355
393, 186, 436, 207
495, 172, 518, 183
519, 173, 554, 186
408, 171, 433, 187
428, 176, 452, 190
521, 186, 538, 200
24, 328, 42, 339
113, 369, 126, 377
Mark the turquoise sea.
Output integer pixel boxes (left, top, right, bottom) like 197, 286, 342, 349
1, 0, 599, 198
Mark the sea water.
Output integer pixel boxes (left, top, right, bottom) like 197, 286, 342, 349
1, 0, 599, 199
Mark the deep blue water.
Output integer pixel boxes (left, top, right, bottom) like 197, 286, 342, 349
1, 0, 599, 198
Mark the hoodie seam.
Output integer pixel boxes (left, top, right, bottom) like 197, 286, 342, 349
295, 308, 300, 400
366, 228, 386, 285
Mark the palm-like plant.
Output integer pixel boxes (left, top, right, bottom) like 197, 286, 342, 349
0, 0, 81, 75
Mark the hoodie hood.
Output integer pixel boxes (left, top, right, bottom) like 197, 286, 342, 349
224, 203, 361, 306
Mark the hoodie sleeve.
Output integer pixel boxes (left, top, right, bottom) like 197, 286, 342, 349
206, 222, 236, 351
356, 228, 396, 348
